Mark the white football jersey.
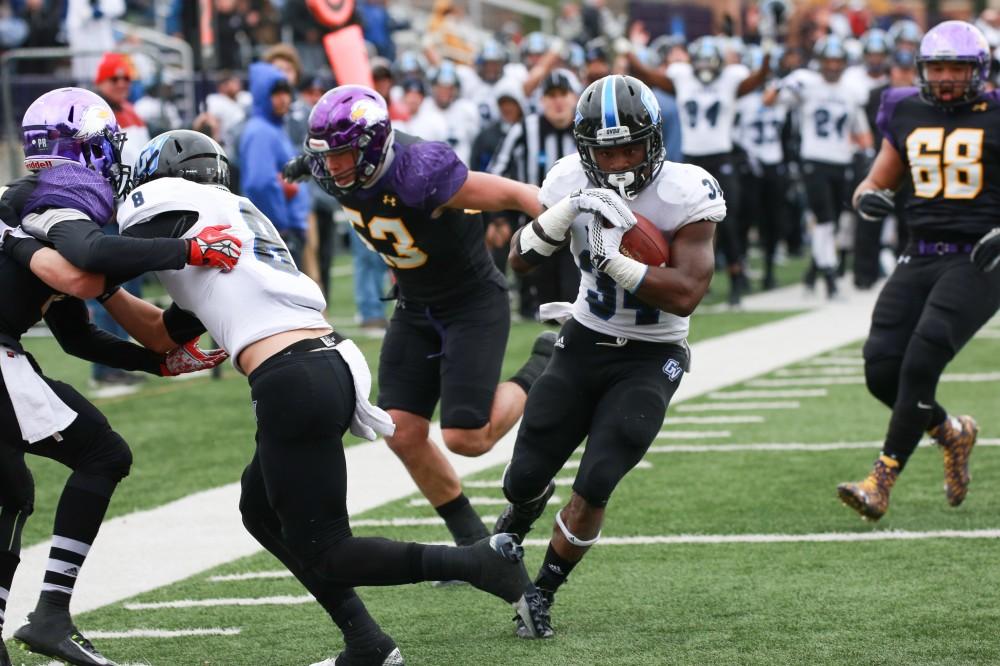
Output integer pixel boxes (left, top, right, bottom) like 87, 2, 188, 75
436, 97, 482, 166
539, 155, 726, 343
668, 62, 749, 157
117, 178, 329, 372
734, 91, 786, 166
840, 64, 886, 99
777, 68, 870, 165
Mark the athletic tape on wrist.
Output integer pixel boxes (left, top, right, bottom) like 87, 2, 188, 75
603, 254, 648, 293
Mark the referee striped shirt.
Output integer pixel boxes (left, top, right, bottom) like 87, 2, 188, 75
488, 113, 577, 187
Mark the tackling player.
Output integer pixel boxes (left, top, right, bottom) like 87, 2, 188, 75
0, 88, 233, 666
282, 85, 575, 552
108, 129, 547, 665
495, 74, 725, 638
838, 21, 1000, 521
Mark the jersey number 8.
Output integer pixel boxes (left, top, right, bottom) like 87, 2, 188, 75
906, 127, 984, 200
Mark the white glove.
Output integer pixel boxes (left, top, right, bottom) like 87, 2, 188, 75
588, 218, 647, 292
570, 188, 637, 230
613, 37, 634, 56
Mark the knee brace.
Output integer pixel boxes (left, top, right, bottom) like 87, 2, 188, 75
501, 461, 552, 505
555, 510, 600, 548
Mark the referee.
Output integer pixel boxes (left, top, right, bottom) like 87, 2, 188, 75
490, 69, 580, 321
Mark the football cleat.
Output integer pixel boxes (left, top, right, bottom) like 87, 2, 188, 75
467, 533, 532, 603
515, 588, 555, 639
493, 480, 556, 544
930, 415, 978, 507
13, 610, 116, 665
310, 646, 404, 666
836, 455, 900, 521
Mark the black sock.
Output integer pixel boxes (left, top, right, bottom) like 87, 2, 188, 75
40, 479, 113, 613
883, 401, 935, 470
435, 494, 488, 546
420, 544, 476, 584
0, 551, 18, 631
330, 594, 385, 648
534, 543, 579, 595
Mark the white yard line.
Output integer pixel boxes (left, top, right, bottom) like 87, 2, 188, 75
656, 430, 731, 439
775, 366, 864, 377
406, 495, 561, 507
664, 415, 766, 425
463, 476, 577, 489
647, 438, 1000, 454
520, 529, 1000, 546
4, 288, 880, 634
707, 389, 828, 399
87, 628, 241, 639
751, 370, 1000, 388
676, 400, 801, 412
209, 571, 294, 582
125, 596, 313, 610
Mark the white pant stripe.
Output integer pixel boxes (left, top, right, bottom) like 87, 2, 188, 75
40, 583, 74, 595
0, 585, 9, 601
46, 558, 81, 578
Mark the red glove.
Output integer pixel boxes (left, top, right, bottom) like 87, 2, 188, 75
278, 173, 300, 200
186, 225, 242, 271
160, 339, 228, 377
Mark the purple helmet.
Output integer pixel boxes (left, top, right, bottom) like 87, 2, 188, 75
305, 85, 393, 194
917, 21, 991, 107
21, 87, 131, 198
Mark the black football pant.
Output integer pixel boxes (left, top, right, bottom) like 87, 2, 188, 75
503, 319, 687, 509
0, 354, 131, 561
862, 250, 1000, 467
739, 162, 787, 283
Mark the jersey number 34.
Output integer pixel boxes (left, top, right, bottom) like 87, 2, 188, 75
906, 127, 984, 200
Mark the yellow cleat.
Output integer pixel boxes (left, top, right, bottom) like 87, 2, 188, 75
837, 455, 900, 521
930, 415, 978, 507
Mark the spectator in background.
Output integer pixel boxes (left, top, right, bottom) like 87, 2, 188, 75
240, 62, 310, 267
67, 0, 124, 83
397, 78, 448, 142
426, 63, 482, 165
555, 2, 584, 44
282, 0, 328, 74
214, 0, 253, 70
134, 70, 183, 136
372, 57, 411, 122
359, 0, 406, 63
13, 0, 64, 74
426, 0, 475, 65
206, 71, 251, 153
580, 0, 623, 43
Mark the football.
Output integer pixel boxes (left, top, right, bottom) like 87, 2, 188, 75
603, 212, 670, 267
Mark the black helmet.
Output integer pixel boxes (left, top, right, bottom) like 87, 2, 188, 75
573, 75, 664, 199
132, 129, 232, 190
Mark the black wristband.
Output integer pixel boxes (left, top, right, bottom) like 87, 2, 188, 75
530, 219, 565, 247
96, 285, 122, 304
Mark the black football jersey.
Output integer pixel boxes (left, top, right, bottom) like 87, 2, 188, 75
0, 174, 62, 340
335, 133, 505, 305
878, 87, 1000, 238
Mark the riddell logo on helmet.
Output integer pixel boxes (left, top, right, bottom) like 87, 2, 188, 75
596, 126, 631, 141
24, 159, 54, 169
308, 138, 330, 150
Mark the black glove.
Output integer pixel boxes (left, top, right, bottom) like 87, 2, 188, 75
282, 154, 312, 183
971, 227, 1000, 273
855, 189, 895, 222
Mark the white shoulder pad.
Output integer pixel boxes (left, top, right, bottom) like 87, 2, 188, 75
117, 178, 204, 233
539, 154, 589, 209
682, 164, 727, 223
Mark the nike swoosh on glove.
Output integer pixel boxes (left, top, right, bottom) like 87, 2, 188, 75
187, 225, 242, 271
570, 189, 637, 231
971, 227, 1000, 273
160, 339, 228, 376
856, 189, 895, 222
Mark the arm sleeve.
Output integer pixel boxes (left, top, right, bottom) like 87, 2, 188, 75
1, 233, 46, 269
46, 219, 187, 275
162, 303, 208, 346
44, 297, 164, 375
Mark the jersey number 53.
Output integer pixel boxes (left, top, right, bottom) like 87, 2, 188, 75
341, 207, 428, 270
906, 127, 984, 200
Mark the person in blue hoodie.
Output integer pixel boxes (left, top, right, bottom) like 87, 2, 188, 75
240, 62, 311, 267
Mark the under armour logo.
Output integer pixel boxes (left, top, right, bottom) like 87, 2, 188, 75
383, 194, 397, 206
663, 358, 683, 381
973, 102, 988, 112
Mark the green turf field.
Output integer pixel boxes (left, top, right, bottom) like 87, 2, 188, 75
8, 258, 999, 665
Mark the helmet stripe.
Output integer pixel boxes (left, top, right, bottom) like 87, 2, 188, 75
601, 76, 619, 129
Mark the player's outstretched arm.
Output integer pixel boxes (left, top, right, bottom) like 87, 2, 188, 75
440, 171, 543, 219
629, 220, 717, 317
623, 51, 674, 94
852, 138, 905, 220
30, 247, 106, 299
100, 289, 179, 354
